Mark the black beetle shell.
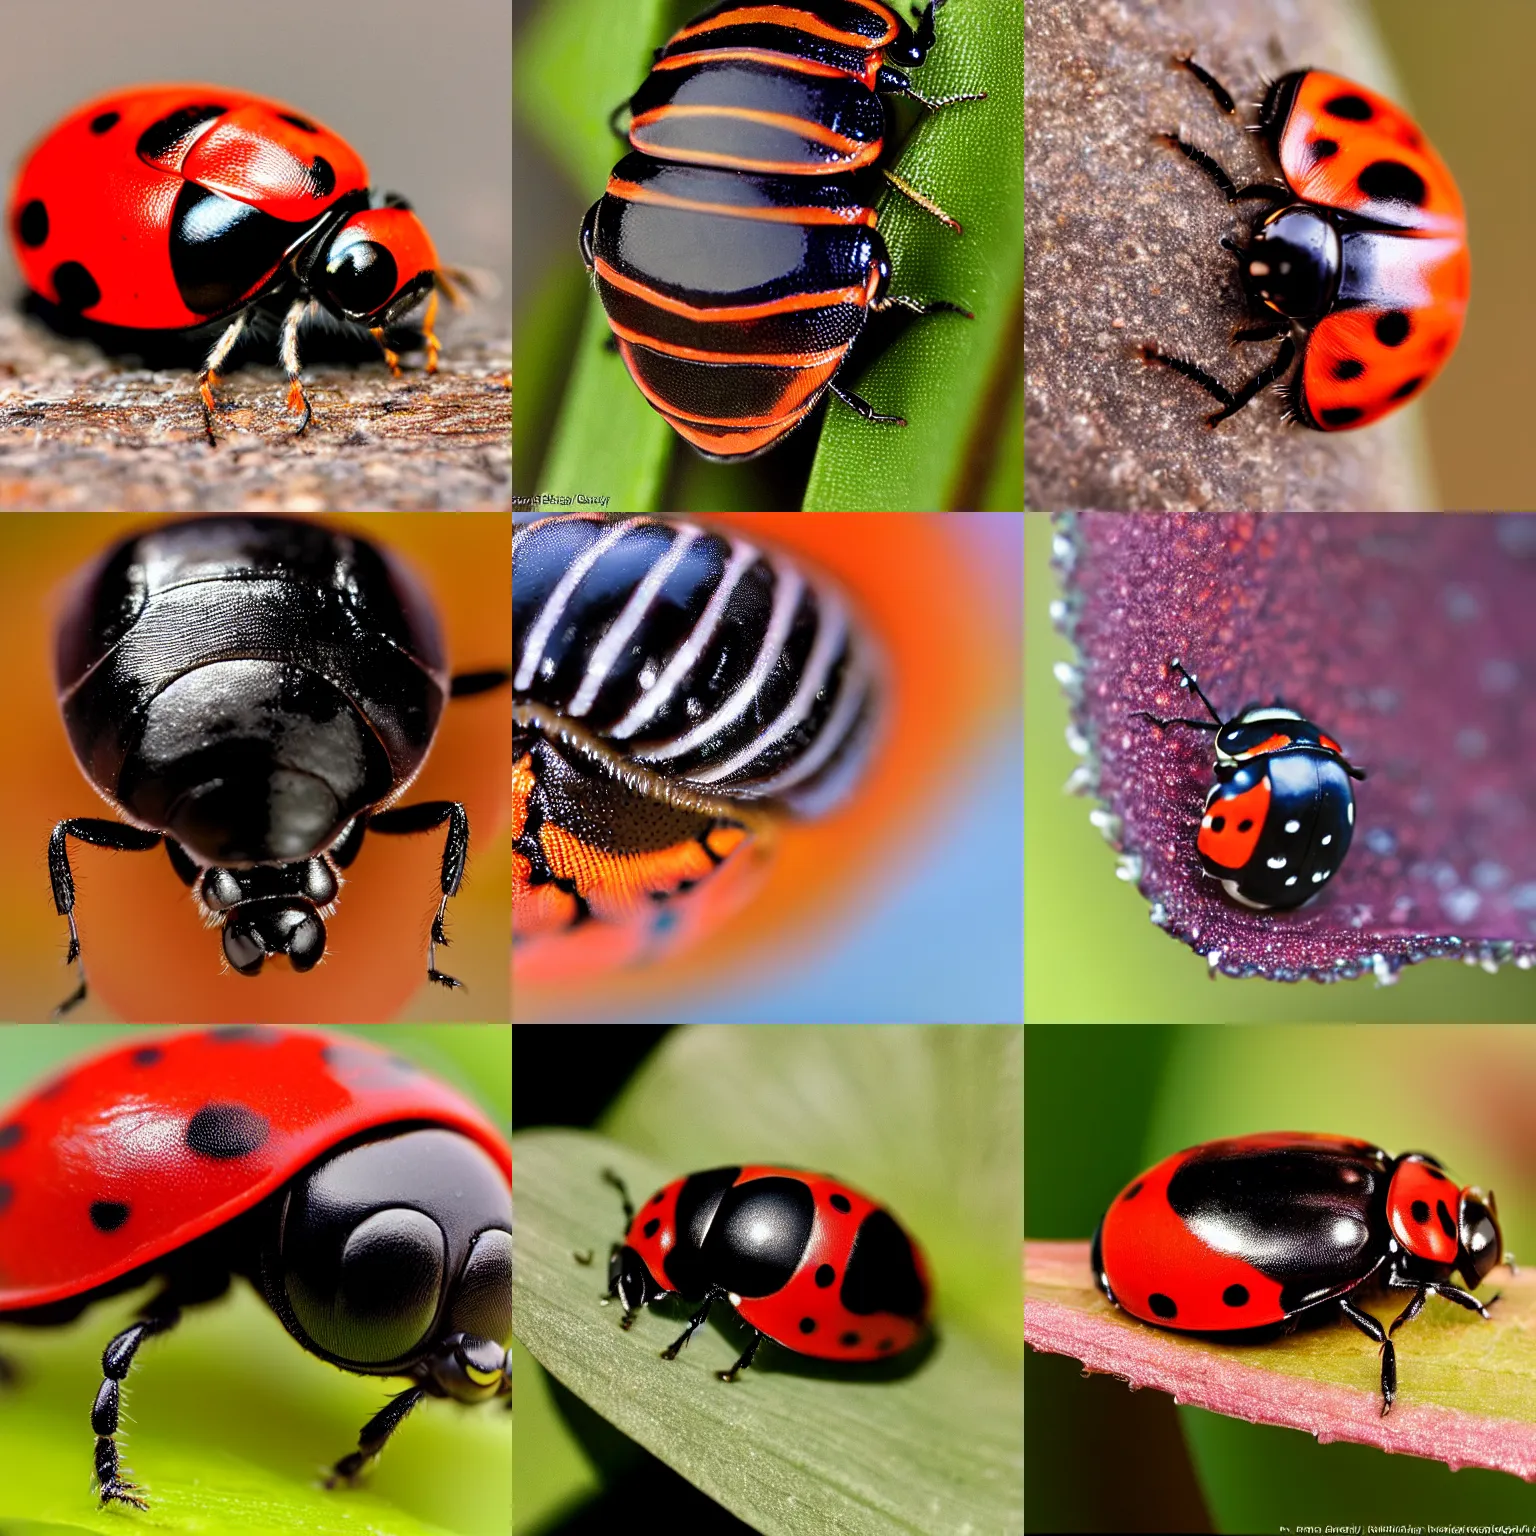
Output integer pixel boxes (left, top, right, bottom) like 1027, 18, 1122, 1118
55, 516, 449, 866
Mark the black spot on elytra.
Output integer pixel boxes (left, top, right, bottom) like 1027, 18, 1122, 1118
1223, 1284, 1249, 1307
1124, 1181, 1144, 1200
1325, 93, 1374, 121
52, 261, 100, 312
1390, 375, 1425, 401
1211, 816, 1227, 832
1411, 1199, 1430, 1222
651, 1190, 665, 1205
1311, 137, 1339, 160
877, 1337, 894, 1352
137, 103, 229, 167
0, 1182, 11, 1213
36, 1074, 70, 1100
0, 1124, 23, 1152
643, 1218, 660, 1238
830, 1193, 852, 1213
90, 110, 121, 135
1149, 1292, 1179, 1319
308, 155, 336, 199
17, 199, 48, 248
1425, 1165, 1449, 1182
1358, 159, 1428, 207
1437, 1200, 1456, 1240
1321, 405, 1364, 427
91, 1200, 130, 1233
815, 1264, 836, 1288
1237, 819, 1254, 833
798, 1317, 817, 1334
279, 113, 319, 133
1332, 358, 1365, 381
185, 1103, 269, 1160
1375, 311, 1411, 347
840, 1331, 861, 1346
131, 1047, 163, 1067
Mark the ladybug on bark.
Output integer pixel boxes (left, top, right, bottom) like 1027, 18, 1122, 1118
1140, 56, 1469, 429
0, 1027, 512, 1510
9, 84, 460, 442
600, 1166, 929, 1379
1092, 1132, 1506, 1414
1135, 657, 1365, 910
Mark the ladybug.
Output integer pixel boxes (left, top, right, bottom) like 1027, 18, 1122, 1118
1092, 1132, 1506, 1414
582, 0, 983, 459
513, 512, 880, 975
601, 1166, 929, 1379
1140, 56, 1469, 430
48, 515, 511, 1015
1135, 657, 1365, 910
0, 1027, 512, 1509
9, 85, 457, 442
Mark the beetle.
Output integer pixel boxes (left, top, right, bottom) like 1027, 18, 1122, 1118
601, 1165, 929, 1378
1140, 56, 1469, 430
1135, 657, 1365, 909
513, 511, 880, 971
8, 84, 458, 442
1092, 1132, 1506, 1413
581, 0, 985, 459
48, 515, 510, 1015
0, 1026, 511, 1508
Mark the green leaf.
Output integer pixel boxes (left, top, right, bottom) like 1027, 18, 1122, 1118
517, 0, 1023, 510
511, 1025, 1023, 1534
805, 0, 1024, 510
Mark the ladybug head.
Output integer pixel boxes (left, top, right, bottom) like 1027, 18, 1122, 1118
1213, 706, 1307, 766
1457, 1186, 1503, 1289
260, 1128, 512, 1390
1245, 205, 1343, 323
608, 1244, 669, 1317
201, 860, 337, 976
317, 199, 440, 325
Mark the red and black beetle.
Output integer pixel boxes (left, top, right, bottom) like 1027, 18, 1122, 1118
580, 0, 985, 460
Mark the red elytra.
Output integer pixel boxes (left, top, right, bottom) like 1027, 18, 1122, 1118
0, 1026, 510, 1310
8, 85, 446, 436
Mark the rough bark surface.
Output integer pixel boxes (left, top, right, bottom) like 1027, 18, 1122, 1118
0, 310, 510, 510
1026, 0, 1436, 511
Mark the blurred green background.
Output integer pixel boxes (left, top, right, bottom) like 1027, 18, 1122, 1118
1026, 1022, 1536, 1531
1364, 0, 1536, 508
1024, 513, 1536, 1019
0, 1024, 510, 1536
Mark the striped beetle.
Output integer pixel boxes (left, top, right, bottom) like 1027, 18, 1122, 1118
513, 512, 881, 970
580, 0, 984, 460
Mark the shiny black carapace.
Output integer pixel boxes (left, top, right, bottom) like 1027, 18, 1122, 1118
48, 516, 510, 1014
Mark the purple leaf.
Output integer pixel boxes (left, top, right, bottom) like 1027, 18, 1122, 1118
1053, 512, 1536, 981
1026, 1240, 1536, 1479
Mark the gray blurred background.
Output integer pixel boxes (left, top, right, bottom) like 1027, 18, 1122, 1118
1, 0, 511, 321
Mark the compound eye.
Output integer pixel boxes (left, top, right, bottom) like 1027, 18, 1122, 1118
447, 1228, 512, 1343
222, 902, 326, 974
288, 1207, 446, 1365
202, 867, 245, 910
324, 235, 399, 319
